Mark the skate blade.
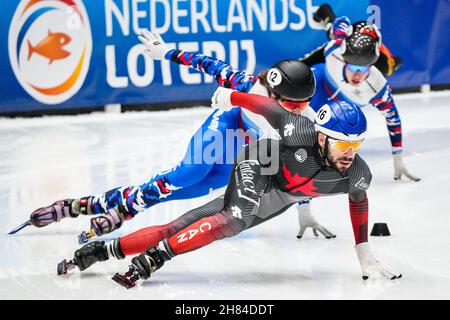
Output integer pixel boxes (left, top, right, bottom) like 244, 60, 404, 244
57, 259, 76, 275
8, 221, 32, 235
111, 273, 137, 289
57, 259, 68, 275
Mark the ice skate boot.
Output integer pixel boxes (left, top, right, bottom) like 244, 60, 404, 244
9, 197, 94, 235
112, 246, 170, 289
30, 199, 76, 228
30, 197, 95, 228
78, 207, 125, 244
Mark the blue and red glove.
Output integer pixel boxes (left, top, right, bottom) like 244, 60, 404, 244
332, 16, 352, 44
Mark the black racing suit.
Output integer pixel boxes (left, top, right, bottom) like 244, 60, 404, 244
156, 92, 372, 257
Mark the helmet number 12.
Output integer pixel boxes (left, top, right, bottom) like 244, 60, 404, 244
267, 68, 282, 87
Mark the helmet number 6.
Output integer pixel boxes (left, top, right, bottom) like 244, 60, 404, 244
318, 109, 327, 120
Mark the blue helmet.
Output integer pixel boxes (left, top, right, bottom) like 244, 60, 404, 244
314, 101, 367, 141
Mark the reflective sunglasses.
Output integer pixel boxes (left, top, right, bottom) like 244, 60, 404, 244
346, 63, 370, 74
328, 138, 364, 153
278, 98, 310, 112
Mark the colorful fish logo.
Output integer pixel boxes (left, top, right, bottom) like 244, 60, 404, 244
8, 0, 92, 104
27, 30, 71, 64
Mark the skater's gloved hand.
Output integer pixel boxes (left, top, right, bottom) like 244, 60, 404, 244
138, 30, 169, 60
332, 16, 352, 40
131, 254, 152, 280
90, 208, 124, 236
74, 241, 109, 271
313, 3, 336, 25
131, 247, 165, 280
393, 154, 420, 182
296, 202, 336, 239
211, 86, 235, 111
355, 242, 402, 280
30, 199, 74, 227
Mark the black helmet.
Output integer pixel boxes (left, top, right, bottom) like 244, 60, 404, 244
265, 60, 316, 101
342, 32, 380, 66
352, 20, 368, 32
352, 21, 382, 44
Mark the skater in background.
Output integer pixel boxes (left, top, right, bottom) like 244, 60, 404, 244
288, 4, 419, 236
59, 90, 401, 286
301, 3, 403, 78
24, 32, 335, 242
303, 5, 420, 183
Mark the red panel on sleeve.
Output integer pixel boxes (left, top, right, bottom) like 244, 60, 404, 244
349, 196, 369, 245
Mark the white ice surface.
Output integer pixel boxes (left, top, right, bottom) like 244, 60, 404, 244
1, 92, 450, 300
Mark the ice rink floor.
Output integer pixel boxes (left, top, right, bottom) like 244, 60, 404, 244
1, 92, 450, 300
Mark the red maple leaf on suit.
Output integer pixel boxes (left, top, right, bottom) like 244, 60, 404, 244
282, 166, 320, 196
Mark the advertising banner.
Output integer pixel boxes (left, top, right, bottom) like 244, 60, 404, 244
372, 0, 450, 88
0, 0, 369, 113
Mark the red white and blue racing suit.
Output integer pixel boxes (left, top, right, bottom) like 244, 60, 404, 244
309, 18, 403, 155
89, 50, 274, 219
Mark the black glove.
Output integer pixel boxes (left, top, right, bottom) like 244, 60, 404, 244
313, 3, 336, 24
131, 247, 165, 280
74, 241, 109, 271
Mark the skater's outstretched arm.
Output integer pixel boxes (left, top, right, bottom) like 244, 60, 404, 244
369, 86, 420, 181
139, 30, 258, 92
347, 155, 372, 246
348, 191, 369, 246
349, 191, 401, 281
369, 85, 403, 154
347, 158, 401, 280
212, 87, 284, 129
